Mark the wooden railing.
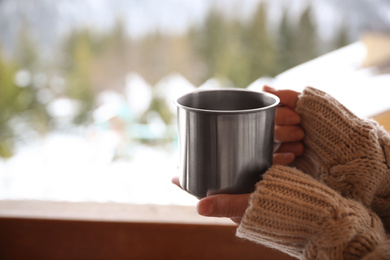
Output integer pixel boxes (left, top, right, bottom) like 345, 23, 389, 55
0, 201, 294, 260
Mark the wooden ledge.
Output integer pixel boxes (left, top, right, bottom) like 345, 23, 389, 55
0, 217, 294, 260
0, 200, 295, 259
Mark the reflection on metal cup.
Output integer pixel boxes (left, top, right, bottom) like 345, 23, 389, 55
175, 89, 279, 199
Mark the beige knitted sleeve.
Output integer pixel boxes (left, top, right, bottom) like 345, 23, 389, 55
290, 87, 390, 230
236, 165, 390, 259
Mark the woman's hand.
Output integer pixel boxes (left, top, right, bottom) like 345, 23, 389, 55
263, 85, 304, 165
174, 86, 305, 224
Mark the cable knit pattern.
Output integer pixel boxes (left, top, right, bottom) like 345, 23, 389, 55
236, 166, 389, 259
291, 87, 390, 230
236, 87, 390, 259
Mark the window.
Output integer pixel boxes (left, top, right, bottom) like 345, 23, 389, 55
1, 0, 389, 207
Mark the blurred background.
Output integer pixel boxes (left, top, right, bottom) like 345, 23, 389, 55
0, 0, 389, 205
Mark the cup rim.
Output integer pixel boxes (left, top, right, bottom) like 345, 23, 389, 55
174, 88, 280, 114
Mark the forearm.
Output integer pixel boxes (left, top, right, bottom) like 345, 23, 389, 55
236, 165, 390, 259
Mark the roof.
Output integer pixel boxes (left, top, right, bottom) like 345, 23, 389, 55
249, 41, 390, 118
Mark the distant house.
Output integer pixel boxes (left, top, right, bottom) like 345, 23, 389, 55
362, 33, 390, 71
373, 109, 390, 132
362, 33, 390, 131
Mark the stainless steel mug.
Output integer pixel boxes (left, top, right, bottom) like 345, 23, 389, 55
175, 89, 279, 199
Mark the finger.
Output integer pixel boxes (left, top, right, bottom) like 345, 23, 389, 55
273, 152, 295, 165
275, 106, 301, 125
275, 125, 304, 143
277, 142, 304, 156
172, 176, 182, 189
196, 194, 250, 218
263, 85, 300, 109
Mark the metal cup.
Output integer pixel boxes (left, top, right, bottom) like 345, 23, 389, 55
175, 89, 279, 199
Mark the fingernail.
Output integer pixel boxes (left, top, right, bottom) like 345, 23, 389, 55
263, 85, 275, 92
197, 200, 214, 216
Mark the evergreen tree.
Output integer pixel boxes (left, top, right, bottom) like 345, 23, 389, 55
294, 5, 319, 65
14, 23, 38, 69
0, 52, 20, 158
333, 23, 350, 49
223, 19, 251, 88
276, 8, 296, 73
276, 4, 320, 72
0, 48, 49, 157
242, 3, 277, 83
63, 30, 95, 124
194, 9, 229, 80
13, 23, 51, 136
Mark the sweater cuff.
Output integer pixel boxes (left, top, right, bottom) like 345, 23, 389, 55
236, 165, 385, 257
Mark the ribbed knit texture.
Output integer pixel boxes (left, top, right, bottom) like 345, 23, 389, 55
292, 87, 390, 230
236, 87, 390, 259
237, 166, 388, 259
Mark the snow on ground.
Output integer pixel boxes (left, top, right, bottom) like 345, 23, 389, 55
0, 132, 198, 206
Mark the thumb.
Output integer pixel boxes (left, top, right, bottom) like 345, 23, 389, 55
196, 194, 250, 218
